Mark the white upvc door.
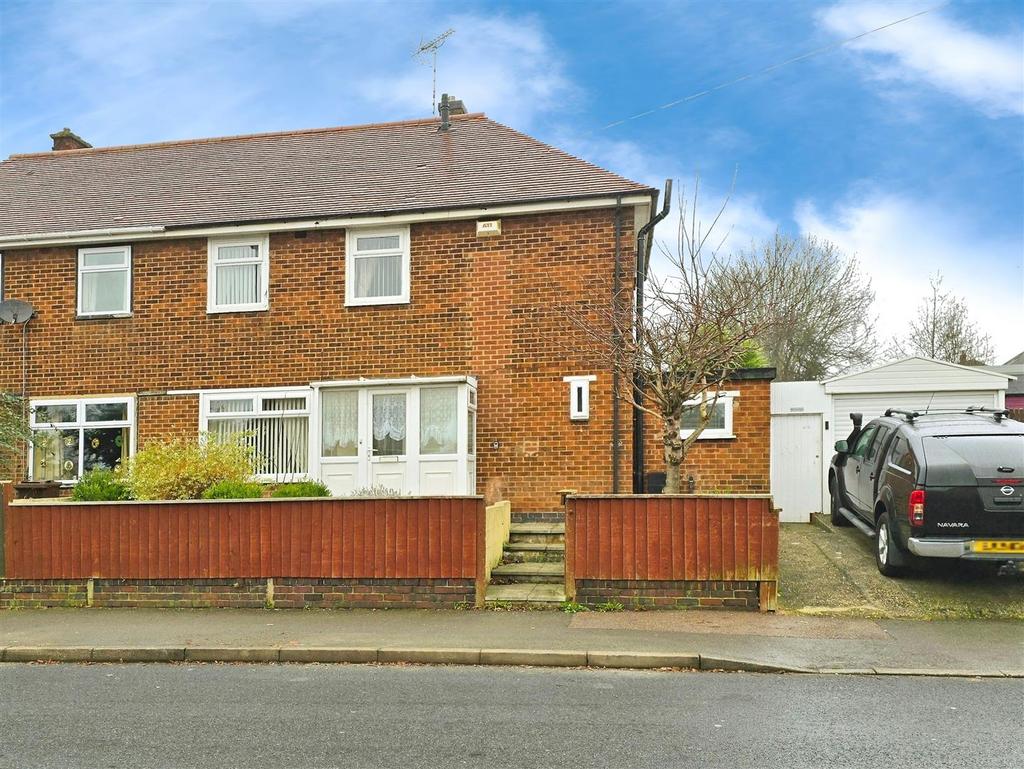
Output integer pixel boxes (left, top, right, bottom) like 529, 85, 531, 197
366, 388, 414, 494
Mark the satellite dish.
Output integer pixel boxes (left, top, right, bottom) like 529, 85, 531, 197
0, 299, 34, 324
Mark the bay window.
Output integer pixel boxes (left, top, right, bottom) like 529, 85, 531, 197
30, 397, 134, 481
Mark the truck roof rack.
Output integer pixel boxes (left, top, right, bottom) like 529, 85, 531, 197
884, 408, 919, 422
965, 406, 1010, 422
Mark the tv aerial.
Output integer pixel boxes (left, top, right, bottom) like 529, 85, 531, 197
414, 28, 455, 115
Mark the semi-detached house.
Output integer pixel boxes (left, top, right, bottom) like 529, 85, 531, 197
0, 109, 772, 510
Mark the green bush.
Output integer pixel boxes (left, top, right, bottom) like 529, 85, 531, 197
123, 435, 256, 500
201, 479, 265, 500
71, 468, 133, 501
270, 479, 332, 498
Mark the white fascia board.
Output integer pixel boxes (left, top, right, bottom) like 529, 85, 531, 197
824, 382, 1006, 395
823, 356, 1013, 386
0, 195, 652, 249
312, 375, 476, 388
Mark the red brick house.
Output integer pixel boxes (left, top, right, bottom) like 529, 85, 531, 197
0, 110, 773, 510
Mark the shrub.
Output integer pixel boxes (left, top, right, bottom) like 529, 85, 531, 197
271, 479, 332, 498
201, 479, 265, 500
71, 468, 133, 501
347, 484, 407, 498
124, 435, 256, 500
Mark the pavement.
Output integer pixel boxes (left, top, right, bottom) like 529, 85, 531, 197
3, 664, 1021, 769
1, 606, 1021, 676
780, 518, 1024, 620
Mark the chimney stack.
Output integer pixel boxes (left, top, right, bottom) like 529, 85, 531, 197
50, 128, 92, 151
437, 95, 467, 132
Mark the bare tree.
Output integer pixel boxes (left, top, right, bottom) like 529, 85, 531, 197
564, 177, 778, 493
1, 392, 30, 478
722, 233, 876, 380
889, 274, 995, 364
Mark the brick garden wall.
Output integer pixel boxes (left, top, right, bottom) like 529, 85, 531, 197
0, 577, 475, 609
0, 210, 640, 511
574, 579, 761, 610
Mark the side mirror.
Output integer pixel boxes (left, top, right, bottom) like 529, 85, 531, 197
834, 440, 849, 454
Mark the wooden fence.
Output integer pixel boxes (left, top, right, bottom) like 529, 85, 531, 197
1, 491, 484, 585
565, 495, 779, 610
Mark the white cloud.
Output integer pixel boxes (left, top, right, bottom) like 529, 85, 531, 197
357, 14, 576, 128
818, 1, 1024, 117
795, 192, 1024, 362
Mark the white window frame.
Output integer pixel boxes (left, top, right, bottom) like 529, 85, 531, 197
345, 226, 411, 307
679, 391, 738, 440
563, 375, 596, 421
207, 235, 270, 313
28, 396, 136, 483
199, 387, 312, 480
77, 245, 132, 317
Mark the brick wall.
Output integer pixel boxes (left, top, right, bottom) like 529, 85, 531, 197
0, 578, 475, 609
642, 377, 772, 494
574, 579, 761, 610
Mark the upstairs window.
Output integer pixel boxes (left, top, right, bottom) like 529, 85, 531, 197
207, 235, 269, 313
346, 227, 410, 306
78, 245, 131, 316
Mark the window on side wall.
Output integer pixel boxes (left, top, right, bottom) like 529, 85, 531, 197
201, 390, 310, 479
679, 392, 737, 440
345, 227, 410, 306
30, 398, 134, 482
207, 235, 270, 313
78, 245, 131, 316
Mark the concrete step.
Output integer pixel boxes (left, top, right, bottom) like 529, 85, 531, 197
504, 542, 565, 554
484, 583, 567, 604
490, 562, 565, 584
508, 523, 565, 546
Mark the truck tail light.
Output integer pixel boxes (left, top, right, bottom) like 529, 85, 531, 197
908, 489, 925, 526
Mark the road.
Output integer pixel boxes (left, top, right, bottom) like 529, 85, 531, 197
1, 664, 1020, 769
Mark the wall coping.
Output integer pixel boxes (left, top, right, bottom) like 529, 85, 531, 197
567, 493, 773, 500
9, 495, 485, 508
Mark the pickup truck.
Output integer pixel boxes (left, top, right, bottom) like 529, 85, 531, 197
828, 408, 1024, 577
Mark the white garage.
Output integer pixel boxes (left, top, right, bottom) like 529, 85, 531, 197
771, 357, 1013, 523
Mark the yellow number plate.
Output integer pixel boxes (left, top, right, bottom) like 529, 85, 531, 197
972, 540, 1024, 553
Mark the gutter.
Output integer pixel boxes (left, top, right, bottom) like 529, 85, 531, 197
631, 180, 672, 493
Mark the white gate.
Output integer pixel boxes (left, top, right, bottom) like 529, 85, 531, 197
771, 412, 823, 523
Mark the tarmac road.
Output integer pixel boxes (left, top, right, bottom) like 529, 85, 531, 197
1, 663, 1021, 769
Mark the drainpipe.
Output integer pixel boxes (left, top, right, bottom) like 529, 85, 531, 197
611, 196, 623, 493
632, 180, 672, 493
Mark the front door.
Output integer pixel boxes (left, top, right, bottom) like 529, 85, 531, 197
366, 389, 410, 494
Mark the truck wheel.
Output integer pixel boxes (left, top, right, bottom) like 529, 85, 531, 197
829, 479, 850, 527
875, 512, 907, 578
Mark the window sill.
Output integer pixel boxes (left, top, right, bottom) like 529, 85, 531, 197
207, 306, 269, 315
345, 297, 410, 308
76, 312, 132, 320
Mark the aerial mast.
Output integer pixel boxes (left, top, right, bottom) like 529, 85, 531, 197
413, 28, 455, 114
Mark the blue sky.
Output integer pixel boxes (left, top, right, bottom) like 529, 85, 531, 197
1, 0, 1022, 360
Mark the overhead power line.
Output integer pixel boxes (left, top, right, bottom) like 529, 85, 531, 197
603, 2, 950, 129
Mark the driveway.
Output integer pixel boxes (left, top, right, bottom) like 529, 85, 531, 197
779, 519, 1024, 620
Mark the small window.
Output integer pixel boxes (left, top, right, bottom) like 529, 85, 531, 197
679, 392, 737, 440
30, 398, 134, 482
78, 245, 131, 316
564, 375, 595, 421
372, 392, 407, 456
346, 227, 410, 306
207, 236, 269, 312
888, 436, 917, 474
